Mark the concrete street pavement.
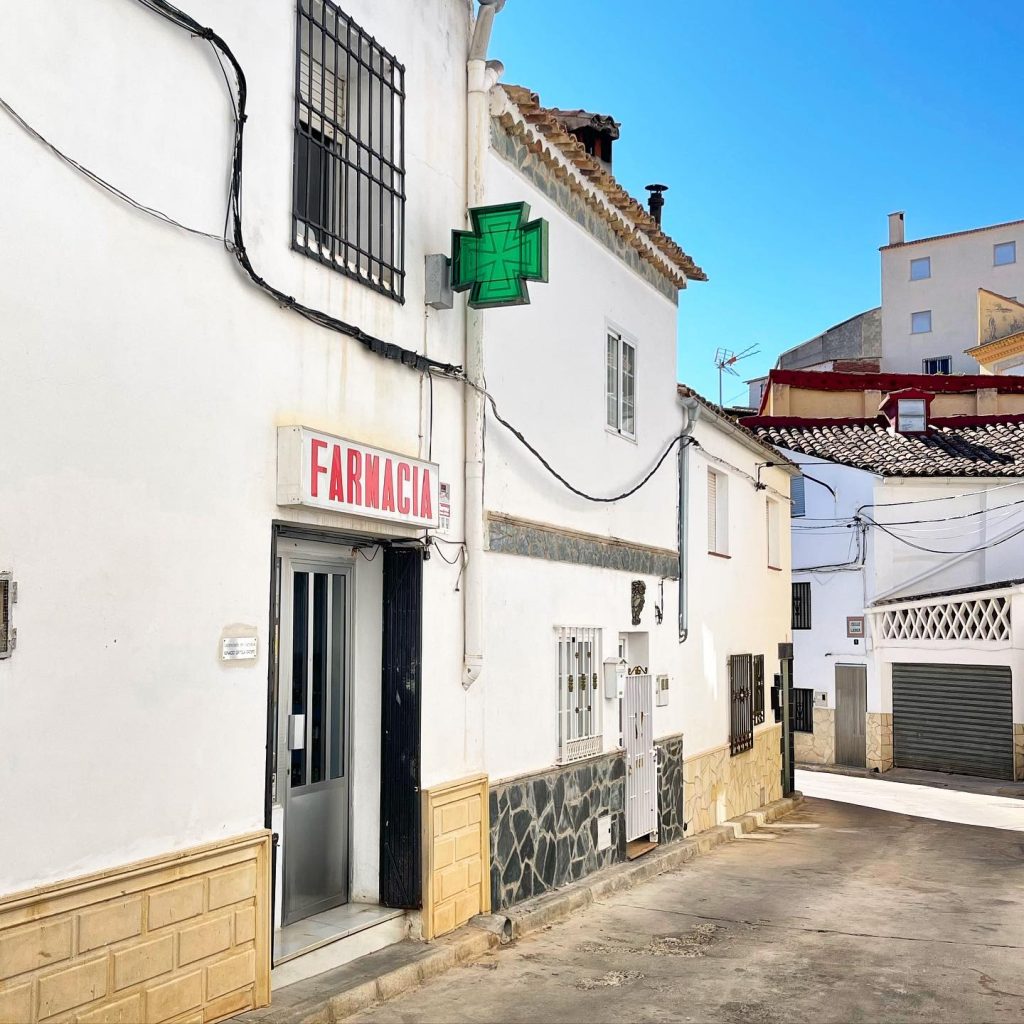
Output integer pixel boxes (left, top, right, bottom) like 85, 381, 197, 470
796, 767, 1024, 831
352, 785, 1024, 1023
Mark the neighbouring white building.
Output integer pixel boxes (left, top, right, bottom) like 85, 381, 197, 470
748, 212, 1024, 407
746, 384, 1024, 782
0, 3, 796, 1022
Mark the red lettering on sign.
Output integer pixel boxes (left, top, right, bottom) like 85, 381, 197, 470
420, 469, 433, 521
397, 462, 411, 515
382, 459, 396, 512
347, 448, 363, 506
364, 454, 380, 508
311, 438, 328, 498
412, 465, 420, 517
329, 444, 344, 501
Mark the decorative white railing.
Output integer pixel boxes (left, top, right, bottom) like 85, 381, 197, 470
878, 595, 1010, 642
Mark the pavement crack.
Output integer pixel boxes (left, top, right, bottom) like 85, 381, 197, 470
616, 903, 1024, 950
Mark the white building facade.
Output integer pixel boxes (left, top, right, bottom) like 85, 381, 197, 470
749, 397, 1024, 782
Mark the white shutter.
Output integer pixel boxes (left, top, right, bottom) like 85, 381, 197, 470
707, 471, 718, 553
299, 34, 344, 139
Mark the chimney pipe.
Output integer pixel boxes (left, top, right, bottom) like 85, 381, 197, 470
888, 210, 905, 245
646, 184, 668, 227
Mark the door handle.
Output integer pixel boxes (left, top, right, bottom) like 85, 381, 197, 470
288, 714, 306, 751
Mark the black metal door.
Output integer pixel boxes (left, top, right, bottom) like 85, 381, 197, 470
893, 663, 1013, 779
778, 644, 795, 796
379, 546, 423, 908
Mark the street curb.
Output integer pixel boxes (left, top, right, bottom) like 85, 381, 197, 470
244, 792, 803, 1023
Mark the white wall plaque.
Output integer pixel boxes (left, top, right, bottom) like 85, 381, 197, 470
277, 426, 440, 529
221, 637, 258, 661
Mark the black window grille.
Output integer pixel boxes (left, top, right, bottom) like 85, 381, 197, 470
752, 654, 765, 726
729, 654, 754, 756
793, 687, 814, 733
294, 0, 406, 301
792, 581, 812, 630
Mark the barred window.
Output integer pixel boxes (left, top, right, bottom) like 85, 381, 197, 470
752, 654, 765, 726
294, 0, 406, 300
792, 581, 811, 629
728, 654, 754, 756
556, 626, 602, 764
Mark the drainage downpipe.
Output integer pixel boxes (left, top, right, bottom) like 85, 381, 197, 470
678, 399, 701, 643
463, 1, 504, 689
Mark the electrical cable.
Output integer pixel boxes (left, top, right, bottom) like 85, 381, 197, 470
0, 93, 228, 246
859, 513, 1024, 555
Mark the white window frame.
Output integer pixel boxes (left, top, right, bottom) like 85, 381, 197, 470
606, 327, 637, 441
556, 626, 603, 764
922, 356, 951, 375
910, 256, 931, 281
766, 498, 781, 569
911, 310, 932, 334
994, 241, 1016, 267
707, 468, 729, 556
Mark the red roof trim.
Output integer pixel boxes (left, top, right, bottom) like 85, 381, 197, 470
741, 413, 1024, 429
767, 368, 1024, 394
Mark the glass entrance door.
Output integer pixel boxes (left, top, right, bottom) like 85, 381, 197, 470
279, 560, 350, 926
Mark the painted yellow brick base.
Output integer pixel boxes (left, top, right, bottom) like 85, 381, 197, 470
683, 724, 783, 837
421, 775, 489, 940
0, 831, 270, 1024
1014, 724, 1024, 781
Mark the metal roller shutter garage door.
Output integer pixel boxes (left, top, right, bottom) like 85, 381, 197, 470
892, 663, 1013, 780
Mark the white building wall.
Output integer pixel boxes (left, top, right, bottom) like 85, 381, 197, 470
881, 223, 1024, 375
0, 0, 473, 893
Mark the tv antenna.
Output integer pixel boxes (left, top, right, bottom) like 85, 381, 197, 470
713, 345, 760, 409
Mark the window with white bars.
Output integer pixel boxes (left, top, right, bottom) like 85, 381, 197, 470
293, 0, 406, 300
708, 469, 729, 555
606, 331, 636, 440
878, 596, 1010, 642
0, 573, 14, 659
556, 626, 602, 763
766, 498, 781, 568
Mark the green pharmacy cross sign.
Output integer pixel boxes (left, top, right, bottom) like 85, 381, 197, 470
450, 202, 549, 309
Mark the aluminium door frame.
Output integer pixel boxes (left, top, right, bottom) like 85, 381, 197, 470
276, 540, 357, 926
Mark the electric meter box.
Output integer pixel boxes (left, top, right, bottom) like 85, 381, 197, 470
655, 673, 670, 707
604, 657, 627, 699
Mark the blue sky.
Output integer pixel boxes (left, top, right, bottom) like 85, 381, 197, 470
492, 1, 1024, 403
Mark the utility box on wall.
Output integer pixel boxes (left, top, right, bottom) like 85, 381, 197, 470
655, 673, 670, 707
604, 657, 627, 699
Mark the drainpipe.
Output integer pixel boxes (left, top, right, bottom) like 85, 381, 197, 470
463, 1, 504, 689
677, 398, 701, 643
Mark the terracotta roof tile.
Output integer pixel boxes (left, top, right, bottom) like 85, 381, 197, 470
500, 85, 706, 284
746, 418, 1024, 477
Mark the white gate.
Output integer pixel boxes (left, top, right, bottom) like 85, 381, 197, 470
624, 673, 657, 842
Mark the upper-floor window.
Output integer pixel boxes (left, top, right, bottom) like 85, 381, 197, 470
606, 331, 636, 439
790, 474, 806, 517
911, 310, 932, 334
994, 241, 1016, 267
792, 581, 812, 629
766, 498, 781, 569
922, 356, 951, 375
910, 256, 931, 280
294, 0, 406, 301
707, 469, 729, 556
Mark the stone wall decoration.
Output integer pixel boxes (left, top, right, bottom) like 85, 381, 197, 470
488, 753, 626, 911
631, 580, 646, 626
655, 734, 685, 843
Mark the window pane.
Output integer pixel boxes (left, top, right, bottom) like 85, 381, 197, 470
910, 256, 930, 280
329, 574, 345, 780
621, 342, 635, 436
290, 573, 309, 788
911, 310, 932, 334
995, 241, 1016, 266
606, 335, 619, 429
310, 573, 328, 784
